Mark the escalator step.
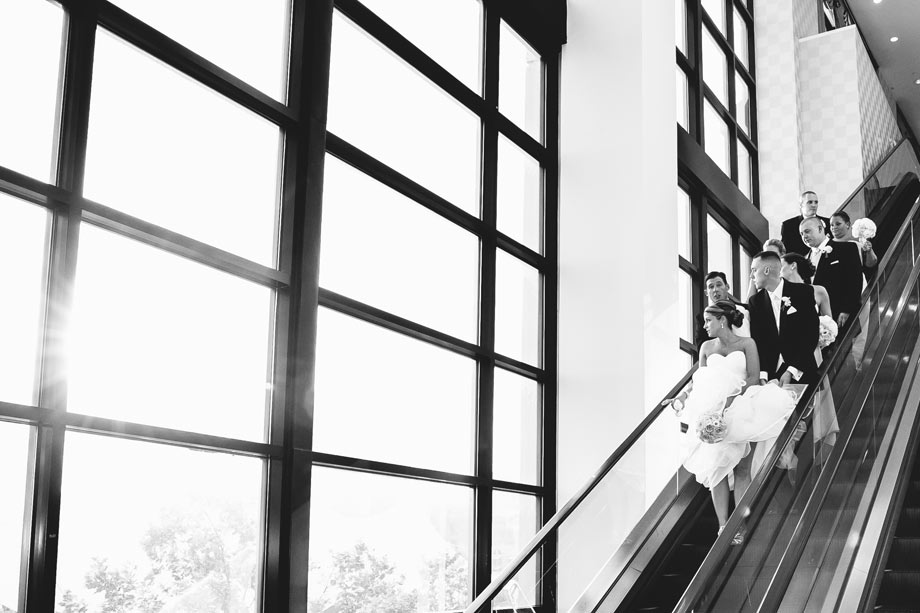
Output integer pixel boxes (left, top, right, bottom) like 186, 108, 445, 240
888, 537, 920, 570
905, 480, 920, 506
670, 542, 711, 569
878, 570, 920, 605
635, 572, 693, 607
684, 525, 719, 546
897, 508, 920, 537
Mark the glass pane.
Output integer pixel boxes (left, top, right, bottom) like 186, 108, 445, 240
492, 491, 538, 609
707, 214, 733, 284
492, 406, 687, 612
677, 186, 692, 261
55, 434, 264, 612
681, 349, 694, 371
309, 467, 474, 613
84, 30, 282, 266
676, 0, 687, 55
738, 140, 752, 200
0, 0, 63, 181
499, 21, 543, 143
677, 66, 689, 131
329, 11, 481, 216
497, 135, 542, 253
702, 0, 726, 34
739, 246, 753, 300
678, 270, 694, 341
314, 308, 476, 474
734, 7, 750, 68
495, 250, 541, 366
493, 368, 540, 485
736, 71, 751, 135
0, 194, 47, 406
0, 421, 31, 613
360, 0, 482, 94
320, 156, 479, 341
702, 28, 728, 104
704, 100, 730, 175
108, 0, 289, 100
68, 225, 274, 441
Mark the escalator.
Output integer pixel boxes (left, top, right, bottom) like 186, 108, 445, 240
625, 142, 920, 613
463, 138, 920, 613
873, 446, 920, 612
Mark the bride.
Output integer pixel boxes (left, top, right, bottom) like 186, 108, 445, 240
672, 301, 797, 534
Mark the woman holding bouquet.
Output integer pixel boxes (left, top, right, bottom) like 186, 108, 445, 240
673, 301, 797, 533
831, 212, 875, 368
831, 212, 878, 278
781, 253, 839, 449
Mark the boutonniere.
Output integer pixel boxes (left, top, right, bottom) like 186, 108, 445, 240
818, 244, 833, 255
781, 296, 797, 314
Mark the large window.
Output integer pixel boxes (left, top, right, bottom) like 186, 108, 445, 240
675, 0, 760, 368
676, 181, 758, 364
677, 0, 758, 205
0, 0, 559, 611
315, 1, 556, 609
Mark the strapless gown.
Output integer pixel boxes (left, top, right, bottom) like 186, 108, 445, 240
679, 352, 797, 489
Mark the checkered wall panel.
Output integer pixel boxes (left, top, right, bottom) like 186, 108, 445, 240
798, 28, 864, 212
855, 34, 901, 175
755, 0, 803, 236
792, 0, 818, 42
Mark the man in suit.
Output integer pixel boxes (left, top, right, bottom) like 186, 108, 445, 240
748, 250, 820, 385
800, 216, 863, 329
694, 271, 750, 347
781, 191, 830, 256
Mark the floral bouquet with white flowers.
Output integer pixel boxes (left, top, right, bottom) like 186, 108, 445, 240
818, 314, 838, 349
852, 218, 877, 244
696, 411, 728, 444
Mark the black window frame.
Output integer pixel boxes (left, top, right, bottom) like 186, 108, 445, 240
0, 0, 562, 611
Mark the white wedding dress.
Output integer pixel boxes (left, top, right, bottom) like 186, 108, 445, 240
680, 352, 797, 489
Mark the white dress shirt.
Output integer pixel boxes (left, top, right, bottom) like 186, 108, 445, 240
810, 236, 831, 268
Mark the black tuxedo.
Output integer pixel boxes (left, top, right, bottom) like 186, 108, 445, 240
748, 281, 820, 384
811, 239, 862, 320
781, 215, 830, 256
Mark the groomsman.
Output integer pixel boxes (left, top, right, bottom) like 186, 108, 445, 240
781, 191, 830, 256
695, 271, 749, 347
747, 250, 820, 385
800, 217, 862, 329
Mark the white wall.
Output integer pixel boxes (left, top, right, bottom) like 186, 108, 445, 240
797, 26, 902, 214
557, 0, 680, 607
755, 0, 808, 235
798, 28, 865, 213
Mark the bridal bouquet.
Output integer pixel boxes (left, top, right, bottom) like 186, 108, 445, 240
818, 314, 838, 349
852, 218, 877, 243
696, 411, 728, 444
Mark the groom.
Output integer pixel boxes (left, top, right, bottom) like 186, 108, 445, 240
748, 250, 820, 386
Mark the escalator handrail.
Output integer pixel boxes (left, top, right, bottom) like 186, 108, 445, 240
462, 366, 697, 612
833, 136, 909, 216
676, 192, 920, 612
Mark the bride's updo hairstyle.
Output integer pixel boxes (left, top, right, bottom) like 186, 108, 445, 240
704, 300, 744, 329
782, 253, 815, 283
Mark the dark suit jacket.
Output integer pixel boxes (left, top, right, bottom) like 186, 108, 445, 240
748, 281, 819, 383
812, 239, 863, 319
781, 215, 831, 256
